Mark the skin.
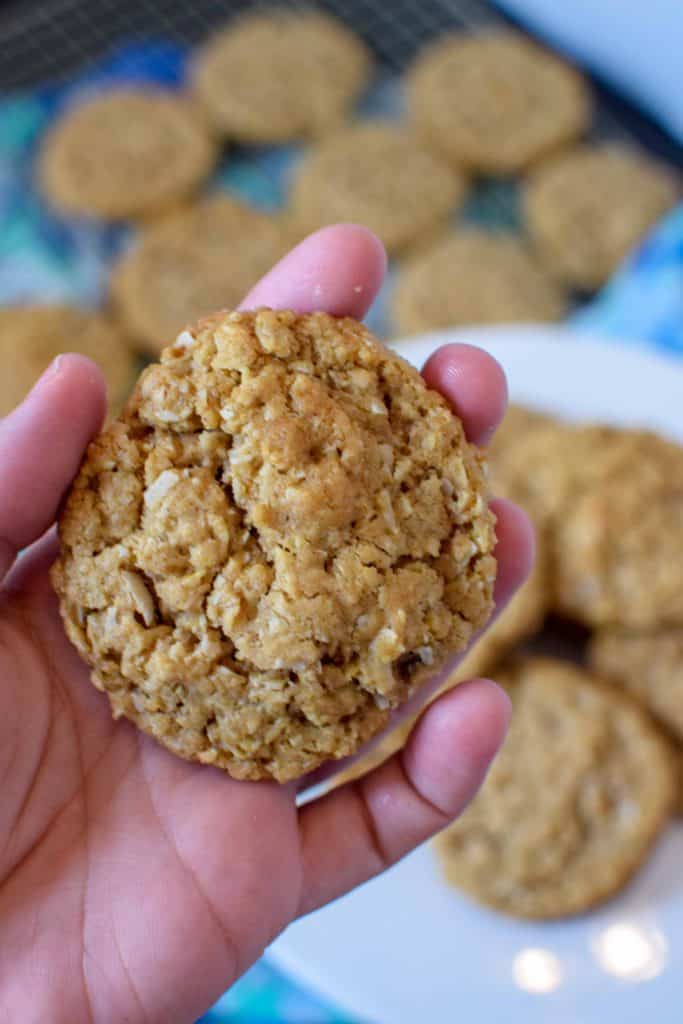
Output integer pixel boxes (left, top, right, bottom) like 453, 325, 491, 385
0, 225, 533, 1023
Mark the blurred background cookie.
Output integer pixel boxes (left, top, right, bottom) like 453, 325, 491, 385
289, 121, 465, 255
590, 628, 683, 746
193, 10, 371, 143
408, 31, 590, 175
554, 469, 683, 628
392, 230, 565, 336
486, 404, 573, 526
433, 657, 675, 919
524, 144, 679, 289
39, 89, 216, 220
111, 195, 289, 355
0, 304, 135, 415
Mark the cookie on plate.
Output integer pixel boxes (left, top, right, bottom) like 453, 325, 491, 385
408, 31, 589, 175
111, 195, 289, 356
524, 144, 679, 290
52, 309, 496, 782
0, 304, 135, 416
554, 464, 683, 628
289, 121, 466, 255
487, 405, 573, 527
458, 526, 548, 681
433, 657, 675, 919
193, 10, 371, 143
392, 230, 565, 336
590, 627, 683, 742
39, 89, 216, 220
490, 407, 683, 528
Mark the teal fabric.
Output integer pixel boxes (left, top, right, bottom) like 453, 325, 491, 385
200, 961, 356, 1024
2, 39, 682, 1024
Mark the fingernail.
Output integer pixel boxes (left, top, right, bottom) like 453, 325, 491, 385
46, 354, 64, 379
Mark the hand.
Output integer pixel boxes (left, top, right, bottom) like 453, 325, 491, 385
0, 225, 533, 1023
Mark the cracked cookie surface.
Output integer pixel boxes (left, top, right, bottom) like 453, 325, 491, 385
52, 310, 496, 781
433, 657, 675, 918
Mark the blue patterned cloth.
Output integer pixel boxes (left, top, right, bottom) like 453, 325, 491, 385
573, 204, 683, 355
1, 39, 682, 1024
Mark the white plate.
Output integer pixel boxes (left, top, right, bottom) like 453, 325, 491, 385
268, 326, 683, 1024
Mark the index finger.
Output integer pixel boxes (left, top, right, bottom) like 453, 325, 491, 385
239, 223, 387, 318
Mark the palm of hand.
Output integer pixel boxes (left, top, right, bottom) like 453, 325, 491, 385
0, 227, 528, 1023
0, 564, 301, 1020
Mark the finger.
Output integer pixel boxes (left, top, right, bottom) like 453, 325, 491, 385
299, 496, 533, 794
239, 223, 387, 318
0, 354, 105, 581
421, 343, 508, 446
297, 677, 510, 915
490, 497, 535, 609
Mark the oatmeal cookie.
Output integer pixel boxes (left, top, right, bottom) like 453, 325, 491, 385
590, 628, 683, 742
433, 657, 675, 919
459, 526, 548, 680
487, 405, 572, 527
524, 145, 679, 290
52, 310, 496, 782
490, 407, 683, 528
0, 304, 135, 416
554, 467, 683, 628
111, 196, 289, 356
193, 10, 371, 143
289, 121, 465, 255
392, 230, 565, 336
39, 89, 216, 220
408, 31, 589, 175
490, 409, 683, 626
324, 520, 550, 791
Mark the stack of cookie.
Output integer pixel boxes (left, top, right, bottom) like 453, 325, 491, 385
431, 405, 683, 919
3, 11, 676, 421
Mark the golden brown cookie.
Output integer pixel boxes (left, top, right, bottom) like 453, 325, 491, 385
487, 404, 573, 527
193, 10, 371, 143
52, 309, 496, 782
289, 121, 466, 256
490, 406, 683, 531
554, 465, 683, 628
461, 527, 548, 680
39, 89, 216, 220
392, 230, 565, 336
408, 31, 589, 175
490, 408, 683, 627
524, 145, 679, 290
328, 523, 550, 791
0, 304, 135, 416
433, 657, 675, 919
676, 754, 683, 816
590, 628, 683, 741
111, 195, 289, 356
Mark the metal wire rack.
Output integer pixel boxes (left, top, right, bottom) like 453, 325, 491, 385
1, 0, 681, 166
0, 0, 680, 334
